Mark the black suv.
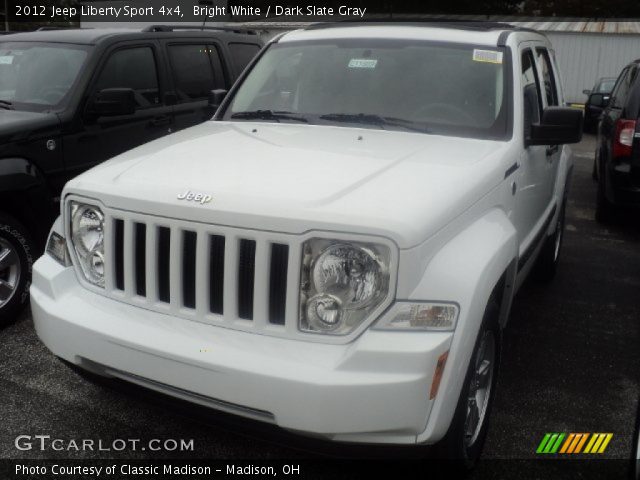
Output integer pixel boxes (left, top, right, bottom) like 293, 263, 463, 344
594, 60, 640, 222
0, 26, 262, 322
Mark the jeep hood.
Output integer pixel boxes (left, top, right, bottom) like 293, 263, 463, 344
0, 109, 60, 143
67, 121, 511, 249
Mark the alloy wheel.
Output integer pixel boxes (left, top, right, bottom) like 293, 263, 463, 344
464, 331, 496, 448
0, 238, 21, 308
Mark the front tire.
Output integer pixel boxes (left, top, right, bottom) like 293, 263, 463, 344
434, 301, 501, 469
0, 214, 34, 326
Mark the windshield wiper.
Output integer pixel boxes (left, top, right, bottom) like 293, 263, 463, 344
0, 100, 14, 110
319, 113, 427, 133
231, 110, 308, 123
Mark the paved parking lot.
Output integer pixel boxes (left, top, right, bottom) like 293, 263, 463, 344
1, 134, 639, 477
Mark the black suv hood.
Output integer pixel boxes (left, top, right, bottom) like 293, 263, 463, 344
0, 110, 61, 140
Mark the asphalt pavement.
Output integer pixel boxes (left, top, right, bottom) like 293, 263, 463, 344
1, 134, 639, 479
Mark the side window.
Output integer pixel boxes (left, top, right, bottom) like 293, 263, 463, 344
168, 44, 224, 101
521, 49, 542, 138
610, 67, 636, 109
228, 43, 261, 73
535, 48, 558, 106
94, 46, 160, 108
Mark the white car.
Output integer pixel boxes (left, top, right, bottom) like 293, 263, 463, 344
31, 23, 582, 465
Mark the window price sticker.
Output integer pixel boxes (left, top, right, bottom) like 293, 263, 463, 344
348, 58, 378, 69
473, 49, 503, 64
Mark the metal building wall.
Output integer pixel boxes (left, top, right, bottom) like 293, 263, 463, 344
545, 32, 640, 104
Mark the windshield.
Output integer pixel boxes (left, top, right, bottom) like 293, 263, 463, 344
0, 42, 90, 111
223, 39, 510, 139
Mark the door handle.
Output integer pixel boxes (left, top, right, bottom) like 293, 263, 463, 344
150, 115, 171, 127
546, 145, 559, 157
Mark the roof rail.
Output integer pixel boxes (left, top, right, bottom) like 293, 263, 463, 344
304, 20, 544, 47
305, 20, 522, 32
141, 25, 258, 35
37, 26, 75, 31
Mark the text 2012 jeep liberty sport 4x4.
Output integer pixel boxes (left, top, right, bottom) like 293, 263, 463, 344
31, 23, 582, 464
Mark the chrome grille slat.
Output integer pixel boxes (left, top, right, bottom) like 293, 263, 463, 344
252, 240, 270, 328
123, 219, 135, 298
103, 217, 116, 292
284, 242, 301, 336
169, 226, 182, 310
194, 230, 209, 318
145, 222, 158, 303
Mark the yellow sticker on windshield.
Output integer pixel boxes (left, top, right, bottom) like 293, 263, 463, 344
473, 49, 503, 64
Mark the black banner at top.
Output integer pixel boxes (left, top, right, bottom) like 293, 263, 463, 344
6, 0, 640, 25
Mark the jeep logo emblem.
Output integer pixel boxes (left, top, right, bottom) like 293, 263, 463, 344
177, 190, 212, 204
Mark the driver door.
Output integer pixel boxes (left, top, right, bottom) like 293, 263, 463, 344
64, 42, 174, 177
513, 46, 553, 268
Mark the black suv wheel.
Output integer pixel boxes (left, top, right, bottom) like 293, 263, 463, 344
0, 214, 34, 325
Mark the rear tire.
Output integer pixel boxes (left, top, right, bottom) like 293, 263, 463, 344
0, 214, 34, 326
433, 301, 501, 470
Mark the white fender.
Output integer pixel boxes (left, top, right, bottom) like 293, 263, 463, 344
411, 207, 518, 443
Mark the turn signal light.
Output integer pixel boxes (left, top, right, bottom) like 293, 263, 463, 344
429, 351, 449, 400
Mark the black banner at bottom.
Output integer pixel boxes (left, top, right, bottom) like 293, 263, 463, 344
0, 458, 634, 480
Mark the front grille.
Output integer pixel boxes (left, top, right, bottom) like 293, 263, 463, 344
103, 212, 299, 337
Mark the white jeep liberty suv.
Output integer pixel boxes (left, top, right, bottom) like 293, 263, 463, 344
31, 23, 582, 464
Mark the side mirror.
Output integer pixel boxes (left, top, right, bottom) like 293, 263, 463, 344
589, 93, 609, 108
583, 89, 592, 95
208, 89, 228, 109
90, 88, 136, 117
528, 107, 584, 146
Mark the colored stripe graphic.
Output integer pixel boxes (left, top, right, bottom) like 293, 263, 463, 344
559, 433, 575, 453
537, 433, 613, 454
574, 433, 589, 453
598, 433, 613, 453
536, 433, 552, 453
537, 433, 565, 454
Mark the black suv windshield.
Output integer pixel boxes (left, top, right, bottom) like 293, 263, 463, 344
224, 39, 510, 140
0, 42, 90, 111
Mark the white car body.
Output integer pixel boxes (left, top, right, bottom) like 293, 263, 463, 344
31, 24, 575, 446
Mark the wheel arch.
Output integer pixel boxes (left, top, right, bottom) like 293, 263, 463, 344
414, 207, 518, 444
0, 158, 55, 251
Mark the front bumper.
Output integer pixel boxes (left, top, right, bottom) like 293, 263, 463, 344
31, 254, 453, 445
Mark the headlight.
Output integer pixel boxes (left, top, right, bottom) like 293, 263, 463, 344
69, 202, 105, 287
300, 239, 390, 335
